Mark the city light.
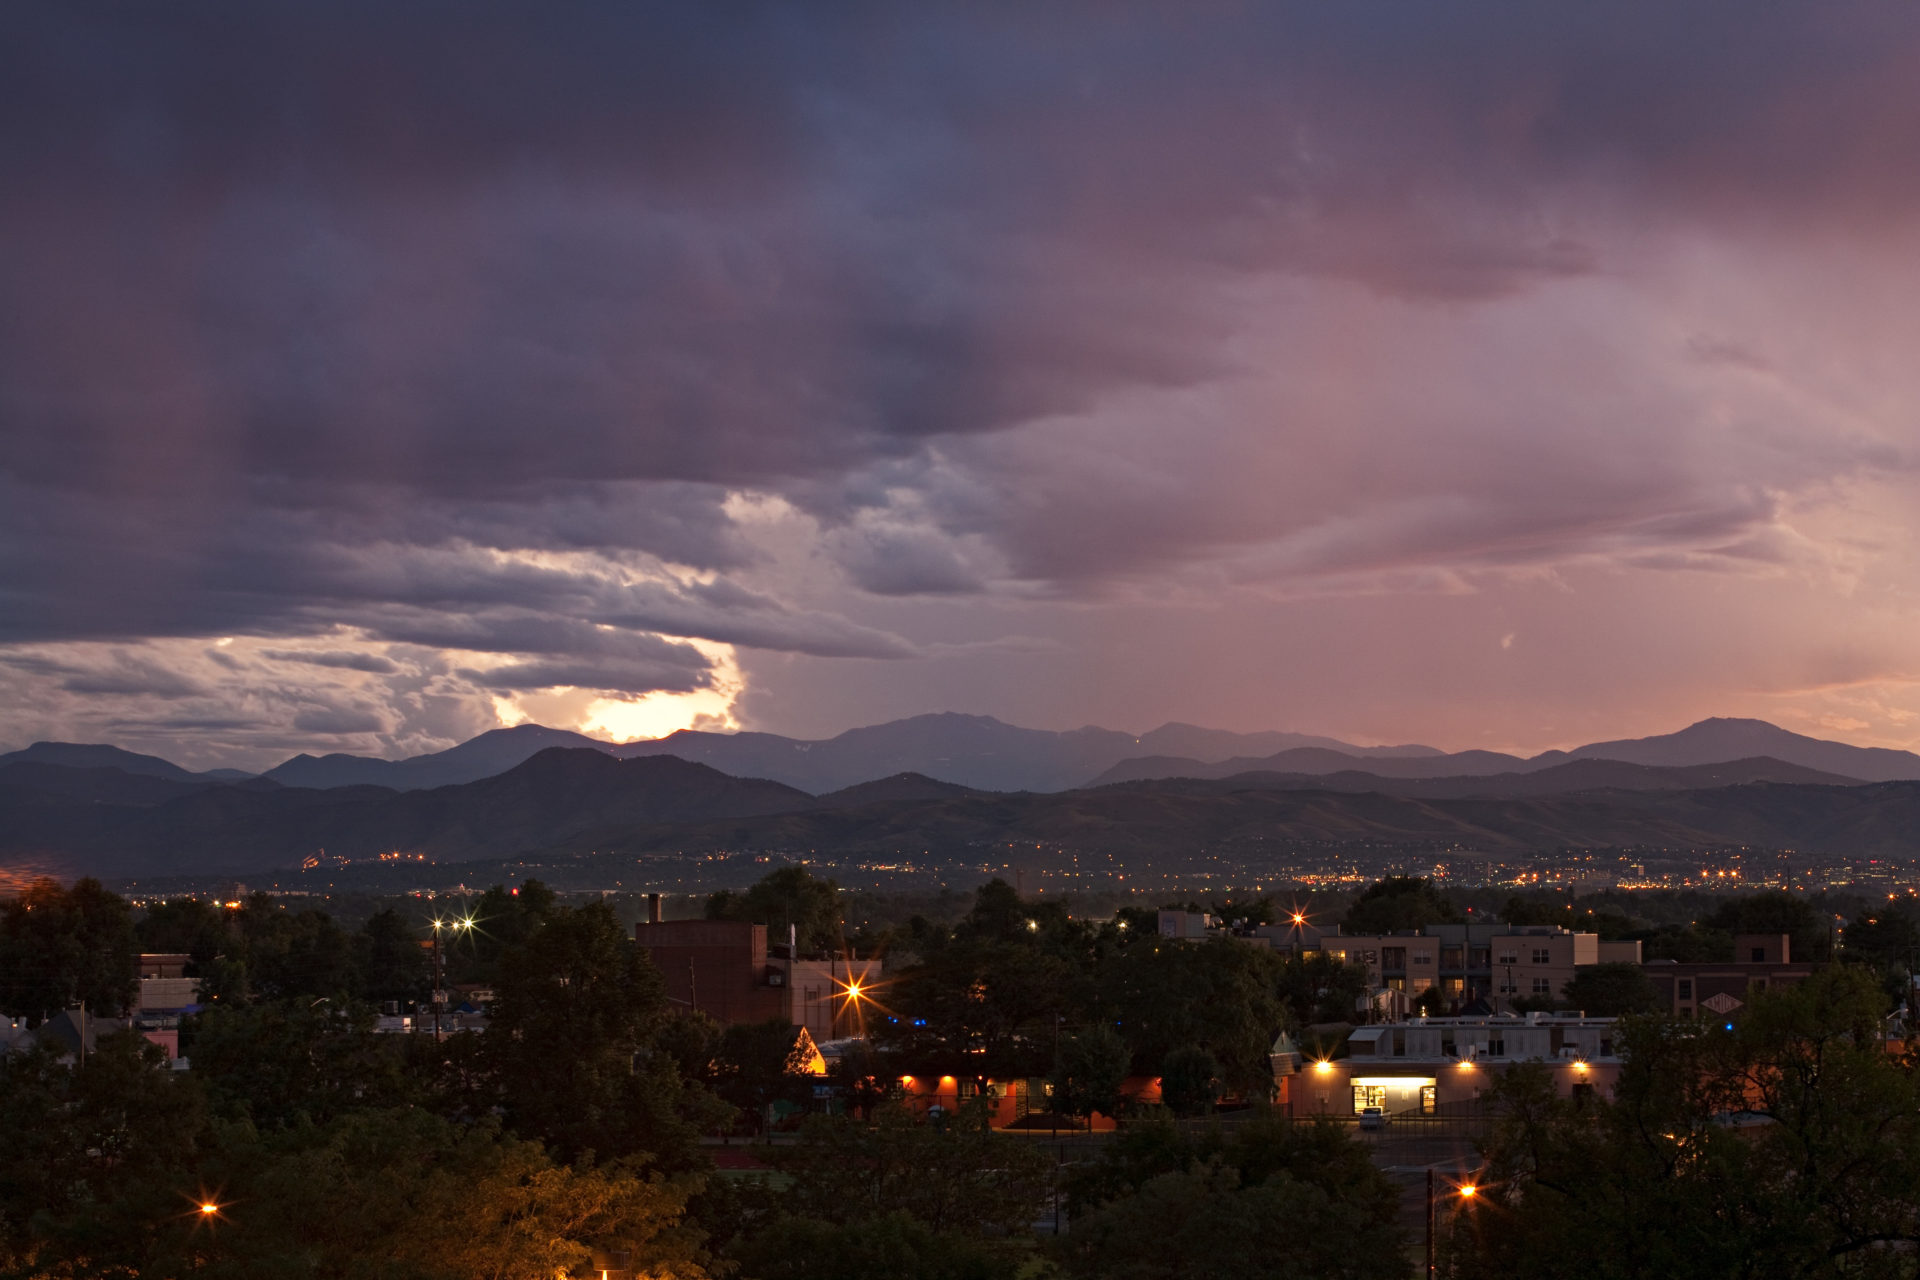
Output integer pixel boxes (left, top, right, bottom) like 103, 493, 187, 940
1314, 1060, 1334, 1075
1458, 1183, 1478, 1200
200, 1202, 219, 1216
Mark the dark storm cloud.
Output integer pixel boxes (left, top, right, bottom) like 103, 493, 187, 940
6, 2, 1920, 758
261, 649, 400, 675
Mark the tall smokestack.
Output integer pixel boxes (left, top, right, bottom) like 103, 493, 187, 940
647, 893, 662, 925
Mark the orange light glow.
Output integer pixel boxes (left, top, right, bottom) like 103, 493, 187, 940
1458, 1183, 1478, 1199
1574, 1060, 1590, 1075
1291, 913, 1307, 926
846, 982, 862, 998
1314, 1060, 1334, 1075
199, 1202, 219, 1216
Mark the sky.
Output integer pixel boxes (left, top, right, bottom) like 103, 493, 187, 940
5, 3, 1920, 771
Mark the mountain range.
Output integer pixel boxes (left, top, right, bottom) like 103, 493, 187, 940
0, 744, 1911, 883
12, 712, 1906, 797
4, 714, 1920, 882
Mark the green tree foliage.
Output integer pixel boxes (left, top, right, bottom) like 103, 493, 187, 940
353, 906, 430, 1003
881, 937, 1076, 1082
1274, 951, 1371, 1027
1559, 962, 1662, 1017
1157, 1045, 1222, 1116
134, 896, 228, 966
449, 879, 556, 983
1638, 921, 1733, 963
730, 1212, 1016, 1280
709, 1018, 818, 1136
1452, 967, 1920, 1280
187, 999, 433, 1128
1050, 1023, 1132, 1122
707, 866, 843, 954
1059, 1113, 1409, 1280
234, 895, 356, 1000
484, 900, 716, 1167
184, 1110, 711, 1280
1842, 907, 1920, 991
764, 1102, 1050, 1240
1698, 889, 1829, 962
1341, 876, 1461, 935
1099, 937, 1284, 1098
1208, 896, 1276, 927
0, 877, 137, 1022
1498, 895, 1639, 939
0, 1032, 207, 1276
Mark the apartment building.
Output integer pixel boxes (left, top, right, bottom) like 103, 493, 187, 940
1320, 923, 1640, 1011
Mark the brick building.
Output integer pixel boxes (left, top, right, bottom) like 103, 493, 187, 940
1642, 933, 1816, 1019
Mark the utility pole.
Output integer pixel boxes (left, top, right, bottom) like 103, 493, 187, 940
1425, 1168, 1435, 1280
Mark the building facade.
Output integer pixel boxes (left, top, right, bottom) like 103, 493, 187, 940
1298, 1013, 1624, 1118
1642, 933, 1815, 1018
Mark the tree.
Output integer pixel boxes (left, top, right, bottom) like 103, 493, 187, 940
0, 877, 137, 1022
1841, 908, 1920, 986
1061, 1162, 1412, 1280
0, 1031, 207, 1276
450, 879, 555, 983
485, 901, 718, 1166
879, 937, 1077, 1084
768, 1102, 1051, 1241
183, 1110, 712, 1280
135, 896, 228, 966
1050, 1023, 1132, 1122
1341, 877, 1460, 935
187, 999, 432, 1128
707, 866, 843, 954
1453, 967, 1920, 1280
1157, 1045, 1221, 1117
1559, 963, 1661, 1017
1100, 937, 1284, 1098
1059, 1113, 1409, 1280
1699, 889, 1829, 962
730, 1212, 1017, 1280
1274, 951, 1371, 1028
709, 1018, 818, 1136
354, 906, 430, 1003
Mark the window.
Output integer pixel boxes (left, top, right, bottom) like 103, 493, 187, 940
1572, 1082, 1596, 1105
1420, 1084, 1437, 1115
1486, 1037, 1505, 1057
1353, 1084, 1387, 1112
1678, 979, 1693, 1000
1413, 952, 1434, 966
1497, 951, 1519, 965
1382, 947, 1406, 969
1750, 947, 1766, 963
1531, 948, 1552, 965
1532, 977, 1552, 994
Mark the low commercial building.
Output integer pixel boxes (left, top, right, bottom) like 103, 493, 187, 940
1297, 1013, 1623, 1118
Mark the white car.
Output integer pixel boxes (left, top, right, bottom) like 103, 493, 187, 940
1359, 1106, 1388, 1130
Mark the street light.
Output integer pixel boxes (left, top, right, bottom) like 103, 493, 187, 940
1426, 1172, 1482, 1278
